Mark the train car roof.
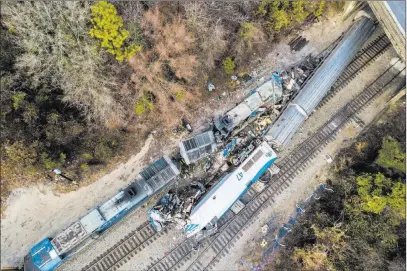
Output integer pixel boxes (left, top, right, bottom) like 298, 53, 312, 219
51, 209, 105, 255
226, 103, 252, 126
179, 131, 217, 165
137, 156, 180, 191
244, 92, 263, 111
256, 74, 283, 102
25, 238, 62, 271
98, 181, 149, 222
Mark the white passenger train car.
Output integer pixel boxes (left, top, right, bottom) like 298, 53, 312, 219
185, 142, 278, 237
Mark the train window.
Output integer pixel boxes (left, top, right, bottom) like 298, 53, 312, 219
252, 150, 264, 162
242, 159, 254, 172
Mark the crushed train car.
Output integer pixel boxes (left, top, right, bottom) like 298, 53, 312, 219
148, 142, 278, 239
148, 181, 206, 232
214, 73, 283, 138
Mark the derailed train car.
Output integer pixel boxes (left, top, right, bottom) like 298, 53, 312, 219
24, 156, 179, 271
265, 12, 375, 147
215, 73, 283, 138
180, 12, 376, 239
184, 142, 277, 237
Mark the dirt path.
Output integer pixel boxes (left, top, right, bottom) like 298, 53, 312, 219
1, 136, 154, 267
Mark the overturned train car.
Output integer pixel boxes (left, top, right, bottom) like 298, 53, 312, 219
24, 156, 179, 271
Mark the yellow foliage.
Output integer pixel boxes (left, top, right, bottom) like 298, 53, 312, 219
89, 1, 141, 62
172, 89, 186, 101
293, 245, 332, 271
356, 141, 368, 153
134, 90, 154, 116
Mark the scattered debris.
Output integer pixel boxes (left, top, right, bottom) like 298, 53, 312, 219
208, 82, 215, 92
172, 119, 193, 134
241, 73, 252, 83
204, 158, 213, 172
149, 53, 323, 239
289, 35, 309, 52
148, 181, 206, 232
325, 154, 333, 163
193, 223, 218, 244
261, 225, 268, 234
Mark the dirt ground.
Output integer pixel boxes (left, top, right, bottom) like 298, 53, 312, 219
0, 11, 393, 269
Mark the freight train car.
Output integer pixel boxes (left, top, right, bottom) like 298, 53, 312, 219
184, 142, 277, 237
24, 156, 179, 271
179, 131, 217, 165
265, 12, 375, 147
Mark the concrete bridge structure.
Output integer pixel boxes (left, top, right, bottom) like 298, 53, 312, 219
369, 1, 406, 62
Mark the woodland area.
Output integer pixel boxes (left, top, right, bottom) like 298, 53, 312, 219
269, 101, 406, 271
0, 1, 344, 210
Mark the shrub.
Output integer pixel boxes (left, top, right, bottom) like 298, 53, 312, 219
12, 92, 25, 110
89, 1, 142, 62
240, 23, 255, 40
269, 9, 290, 33
80, 163, 89, 171
94, 142, 113, 161
41, 152, 58, 170
314, 1, 326, 18
222, 57, 235, 75
134, 90, 154, 116
376, 136, 406, 173
81, 153, 93, 160
171, 89, 186, 101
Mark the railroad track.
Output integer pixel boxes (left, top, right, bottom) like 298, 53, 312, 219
82, 162, 228, 271
82, 222, 159, 271
81, 33, 393, 271
144, 62, 405, 271
317, 33, 391, 109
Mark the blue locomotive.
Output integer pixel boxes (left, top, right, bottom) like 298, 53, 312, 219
24, 156, 179, 271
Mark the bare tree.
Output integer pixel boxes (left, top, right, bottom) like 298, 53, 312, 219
2, 2, 124, 126
183, 2, 228, 70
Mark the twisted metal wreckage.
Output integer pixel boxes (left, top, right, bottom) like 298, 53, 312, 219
148, 54, 324, 241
